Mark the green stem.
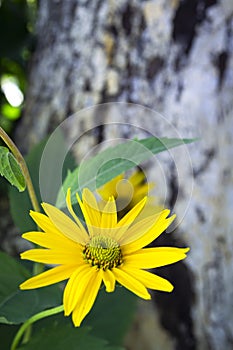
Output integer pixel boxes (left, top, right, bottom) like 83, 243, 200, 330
10, 305, 64, 350
0, 126, 40, 212
0, 127, 44, 346
32, 261, 44, 275
22, 324, 32, 345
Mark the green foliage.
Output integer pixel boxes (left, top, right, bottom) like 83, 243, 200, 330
5, 135, 196, 349
9, 140, 45, 233
0, 252, 62, 325
84, 287, 137, 345
0, 251, 134, 347
0, 146, 26, 191
0, 0, 28, 58
17, 324, 123, 350
0, 253, 137, 350
9, 137, 76, 233
0, 253, 135, 347
1, 103, 21, 120
56, 136, 196, 208
0, 324, 20, 349
0, 0, 36, 131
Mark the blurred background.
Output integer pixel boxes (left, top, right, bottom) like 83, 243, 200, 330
0, 1, 233, 349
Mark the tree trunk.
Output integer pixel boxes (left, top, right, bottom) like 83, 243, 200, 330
15, 0, 233, 349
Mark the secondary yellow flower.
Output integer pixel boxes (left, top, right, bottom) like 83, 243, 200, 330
20, 188, 189, 327
98, 171, 151, 206
98, 170, 162, 218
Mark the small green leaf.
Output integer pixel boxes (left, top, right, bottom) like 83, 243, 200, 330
9, 137, 76, 233
0, 146, 26, 191
18, 324, 124, 350
0, 252, 62, 325
9, 140, 46, 233
56, 137, 197, 208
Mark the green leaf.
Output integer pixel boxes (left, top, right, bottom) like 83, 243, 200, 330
9, 137, 76, 233
9, 139, 47, 233
0, 252, 62, 325
84, 287, 137, 346
0, 146, 26, 191
18, 324, 123, 350
56, 137, 196, 208
31, 285, 136, 347
0, 324, 19, 349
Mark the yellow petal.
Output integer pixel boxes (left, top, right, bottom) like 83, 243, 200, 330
118, 213, 159, 246
22, 231, 79, 250
102, 269, 116, 292
128, 171, 145, 186
66, 188, 90, 241
124, 247, 190, 269
113, 196, 147, 241
30, 211, 64, 236
20, 264, 77, 289
42, 203, 87, 244
82, 188, 101, 225
112, 267, 151, 300
98, 174, 123, 200
114, 179, 133, 200
122, 212, 176, 253
130, 183, 149, 202
71, 269, 103, 326
63, 264, 92, 316
101, 196, 117, 230
135, 199, 163, 222
76, 188, 101, 236
122, 267, 174, 292
21, 246, 83, 265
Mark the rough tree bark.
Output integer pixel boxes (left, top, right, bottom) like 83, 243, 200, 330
14, 0, 233, 349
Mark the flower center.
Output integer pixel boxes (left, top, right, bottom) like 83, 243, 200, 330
83, 235, 122, 270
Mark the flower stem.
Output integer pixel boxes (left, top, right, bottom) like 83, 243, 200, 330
10, 305, 64, 350
0, 127, 44, 347
0, 126, 40, 212
22, 323, 32, 344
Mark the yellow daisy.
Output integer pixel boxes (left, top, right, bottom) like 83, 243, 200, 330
20, 188, 189, 327
98, 171, 151, 206
98, 170, 162, 218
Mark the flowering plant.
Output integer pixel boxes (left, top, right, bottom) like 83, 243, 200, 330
0, 124, 194, 350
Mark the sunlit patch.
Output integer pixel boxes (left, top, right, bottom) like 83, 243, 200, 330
1, 76, 24, 107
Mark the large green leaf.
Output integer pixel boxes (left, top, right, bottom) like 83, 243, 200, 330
56, 137, 196, 208
0, 146, 26, 191
28, 286, 136, 348
0, 252, 62, 325
0, 250, 136, 343
84, 287, 137, 346
18, 324, 123, 350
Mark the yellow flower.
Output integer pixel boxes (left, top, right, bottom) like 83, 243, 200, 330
98, 171, 151, 206
98, 170, 162, 219
20, 188, 189, 327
